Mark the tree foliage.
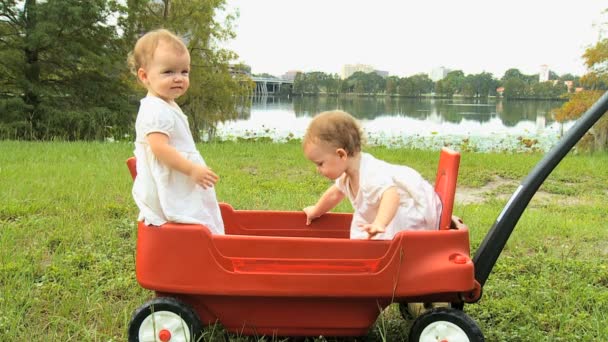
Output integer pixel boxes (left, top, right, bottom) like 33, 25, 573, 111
554, 13, 608, 151
0, 0, 252, 141
289, 68, 572, 100
0, 0, 132, 140
435, 70, 464, 97
499, 68, 568, 99
460, 72, 498, 98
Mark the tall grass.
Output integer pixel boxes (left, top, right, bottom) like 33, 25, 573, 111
1, 141, 607, 341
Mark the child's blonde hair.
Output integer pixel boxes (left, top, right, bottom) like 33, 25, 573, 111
127, 28, 189, 76
303, 110, 365, 156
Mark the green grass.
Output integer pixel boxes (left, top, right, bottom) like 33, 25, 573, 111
1, 141, 607, 341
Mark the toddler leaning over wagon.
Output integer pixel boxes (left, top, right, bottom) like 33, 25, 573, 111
302, 110, 441, 239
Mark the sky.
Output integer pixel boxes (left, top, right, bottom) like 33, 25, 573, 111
221, 0, 607, 78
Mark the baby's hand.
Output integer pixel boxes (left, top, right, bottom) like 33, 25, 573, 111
189, 164, 219, 189
359, 223, 386, 239
303, 206, 320, 225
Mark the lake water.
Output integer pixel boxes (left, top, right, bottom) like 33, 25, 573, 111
215, 96, 574, 152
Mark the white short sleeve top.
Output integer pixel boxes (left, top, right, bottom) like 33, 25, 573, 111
335, 153, 441, 239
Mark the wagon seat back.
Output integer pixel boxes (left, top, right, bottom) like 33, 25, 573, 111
434, 147, 461, 230
126, 156, 137, 180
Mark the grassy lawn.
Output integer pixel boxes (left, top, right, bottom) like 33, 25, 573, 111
1, 141, 607, 341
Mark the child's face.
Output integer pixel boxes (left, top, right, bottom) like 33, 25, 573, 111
138, 41, 191, 102
303, 141, 348, 180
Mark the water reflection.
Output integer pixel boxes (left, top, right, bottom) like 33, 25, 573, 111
215, 96, 571, 152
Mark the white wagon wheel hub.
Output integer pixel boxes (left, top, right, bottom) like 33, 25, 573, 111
138, 311, 192, 342
419, 320, 470, 342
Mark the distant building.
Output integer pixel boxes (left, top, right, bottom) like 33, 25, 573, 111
282, 70, 301, 81
374, 70, 389, 78
341, 64, 374, 79
539, 64, 549, 82
429, 66, 451, 82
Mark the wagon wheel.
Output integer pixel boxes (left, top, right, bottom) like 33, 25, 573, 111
128, 297, 203, 342
408, 307, 484, 342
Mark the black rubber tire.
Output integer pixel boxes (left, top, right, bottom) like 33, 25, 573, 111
128, 297, 203, 342
408, 307, 484, 342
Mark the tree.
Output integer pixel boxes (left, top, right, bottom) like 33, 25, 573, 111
354, 80, 364, 94
501, 68, 548, 99
346, 71, 385, 94
502, 78, 528, 99
554, 16, 608, 151
501, 68, 526, 81
385, 76, 398, 95
435, 70, 464, 97
531, 81, 566, 99
0, 0, 132, 140
293, 72, 305, 95
548, 70, 559, 80
475, 72, 498, 97
322, 73, 341, 94
123, 0, 254, 141
398, 77, 414, 96
410, 73, 433, 96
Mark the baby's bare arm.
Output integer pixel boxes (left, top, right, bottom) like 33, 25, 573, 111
360, 187, 399, 238
303, 185, 345, 225
147, 132, 218, 188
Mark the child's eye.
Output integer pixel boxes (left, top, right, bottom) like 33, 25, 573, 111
162, 71, 175, 75
181, 71, 189, 76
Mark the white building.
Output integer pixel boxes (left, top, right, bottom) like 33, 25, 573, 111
341, 64, 374, 79
429, 66, 451, 82
539, 64, 549, 82
282, 70, 301, 81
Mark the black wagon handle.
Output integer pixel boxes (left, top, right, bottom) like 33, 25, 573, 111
473, 91, 608, 287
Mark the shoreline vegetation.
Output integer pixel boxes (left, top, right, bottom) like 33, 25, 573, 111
1, 141, 607, 341
211, 130, 567, 154
286, 93, 569, 101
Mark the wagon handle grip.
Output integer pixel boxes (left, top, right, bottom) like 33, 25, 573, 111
473, 90, 608, 287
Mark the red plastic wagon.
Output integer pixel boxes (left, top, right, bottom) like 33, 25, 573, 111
126, 92, 608, 342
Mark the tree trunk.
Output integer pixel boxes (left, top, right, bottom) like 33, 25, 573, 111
23, 0, 41, 139
163, 0, 169, 20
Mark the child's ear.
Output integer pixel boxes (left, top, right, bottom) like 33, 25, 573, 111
336, 148, 348, 159
137, 68, 148, 84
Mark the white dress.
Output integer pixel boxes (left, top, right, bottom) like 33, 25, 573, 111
335, 153, 441, 239
132, 96, 224, 234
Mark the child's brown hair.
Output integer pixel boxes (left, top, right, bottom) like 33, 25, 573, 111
303, 110, 365, 156
127, 29, 188, 76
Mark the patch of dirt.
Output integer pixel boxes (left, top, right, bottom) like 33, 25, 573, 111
243, 166, 258, 175
455, 176, 587, 206
456, 176, 517, 205
602, 243, 608, 256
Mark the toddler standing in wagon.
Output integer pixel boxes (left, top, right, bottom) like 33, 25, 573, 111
127, 29, 224, 234
302, 110, 441, 239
